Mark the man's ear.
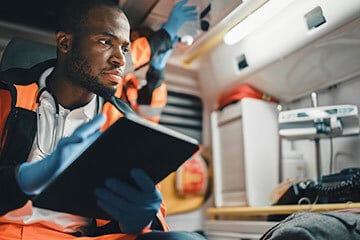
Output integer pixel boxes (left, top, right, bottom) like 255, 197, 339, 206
56, 32, 71, 53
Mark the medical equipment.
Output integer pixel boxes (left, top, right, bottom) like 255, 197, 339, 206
279, 104, 360, 139
273, 168, 360, 205
278, 99, 360, 181
36, 87, 60, 156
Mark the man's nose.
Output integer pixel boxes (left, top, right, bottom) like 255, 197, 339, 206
110, 47, 126, 67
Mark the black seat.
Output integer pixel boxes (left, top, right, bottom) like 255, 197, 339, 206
0, 37, 56, 71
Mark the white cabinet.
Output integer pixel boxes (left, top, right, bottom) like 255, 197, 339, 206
211, 98, 279, 207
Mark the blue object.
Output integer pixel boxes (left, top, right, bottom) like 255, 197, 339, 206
95, 168, 162, 233
162, 0, 198, 42
150, 49, 173, 70
17, 114, 106, 195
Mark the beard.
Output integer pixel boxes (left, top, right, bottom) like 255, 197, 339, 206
64, 50, 116, 99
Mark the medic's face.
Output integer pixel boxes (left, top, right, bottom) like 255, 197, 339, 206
64, 6, 130, 98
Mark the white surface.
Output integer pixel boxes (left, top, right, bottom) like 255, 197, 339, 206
165, 209, 205, 231
198, 0, 360, 104
241, 98, 279, 206
211, 98, 279, 207
282, 150, 306, 180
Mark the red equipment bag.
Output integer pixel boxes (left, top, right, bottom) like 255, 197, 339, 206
218, 84, 278, 109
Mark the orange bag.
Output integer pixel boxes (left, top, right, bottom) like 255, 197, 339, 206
218, 84, 277, 109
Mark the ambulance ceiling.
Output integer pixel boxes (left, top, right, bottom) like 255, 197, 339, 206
0, 0, 243, 68
0, 0, 241, 41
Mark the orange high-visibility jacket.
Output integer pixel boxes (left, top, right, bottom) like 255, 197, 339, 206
0, 59, 169, 237
122, 28, 173, 123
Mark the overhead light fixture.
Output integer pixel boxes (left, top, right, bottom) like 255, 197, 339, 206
224, 0, 290, 45
223, 14, 261, 45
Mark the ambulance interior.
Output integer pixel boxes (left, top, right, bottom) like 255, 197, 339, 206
1, 0, 360, 238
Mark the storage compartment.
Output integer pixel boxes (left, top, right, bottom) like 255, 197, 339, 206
211, 98, 279, 207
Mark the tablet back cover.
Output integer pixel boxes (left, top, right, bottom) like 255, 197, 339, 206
32, 115, 199, 219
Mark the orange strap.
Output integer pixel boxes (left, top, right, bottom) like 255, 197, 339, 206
0, 223, 138, 240
0, 89, 12, 150
121, 73, 139, 108
149, 83, 167, 108
14, 83, 39, 111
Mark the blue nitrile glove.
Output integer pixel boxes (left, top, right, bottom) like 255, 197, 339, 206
17, 114, 106, 195
162, 0, 198, 42
95, 168, 162, 234
150, 48, 173, 70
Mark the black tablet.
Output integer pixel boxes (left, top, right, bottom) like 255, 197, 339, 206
32, 114, 199, 219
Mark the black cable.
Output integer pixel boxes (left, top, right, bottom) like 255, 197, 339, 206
329, 137, 333, 174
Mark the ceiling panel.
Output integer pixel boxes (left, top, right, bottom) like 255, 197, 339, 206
0, 0, 242, 68
120, 0, 159, 27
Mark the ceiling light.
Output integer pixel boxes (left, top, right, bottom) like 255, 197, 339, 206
224, 0, 291, 45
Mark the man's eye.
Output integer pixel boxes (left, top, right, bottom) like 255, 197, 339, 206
99, 40, 111, 46
122, 47, 129, 54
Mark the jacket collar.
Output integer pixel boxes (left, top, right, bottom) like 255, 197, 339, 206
0, 59, 56, 86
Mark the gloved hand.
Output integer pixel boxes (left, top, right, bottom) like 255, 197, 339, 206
17, 114, 106, 195
95, 168, 162, 234
162, 0, 198, 42
150, 48, 173, 70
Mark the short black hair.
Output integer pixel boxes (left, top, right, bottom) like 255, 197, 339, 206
56, 0, 123, 33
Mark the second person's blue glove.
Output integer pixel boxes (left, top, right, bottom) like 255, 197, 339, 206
162, 0, 198, 42
150, 48, 173, 70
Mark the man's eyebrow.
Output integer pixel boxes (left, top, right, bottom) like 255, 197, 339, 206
96, 31, 116, 38
95, 31, 130, 45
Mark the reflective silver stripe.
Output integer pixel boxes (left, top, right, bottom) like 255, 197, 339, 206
137, 105, 164, 118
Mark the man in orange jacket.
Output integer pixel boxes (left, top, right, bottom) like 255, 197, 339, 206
121, 25, 169, 123
122, 0, 198, 123
0, 0, 205, 239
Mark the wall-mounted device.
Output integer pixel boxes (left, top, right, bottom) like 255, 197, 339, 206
279, 101, 360, 181
278, 105, 360, 139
